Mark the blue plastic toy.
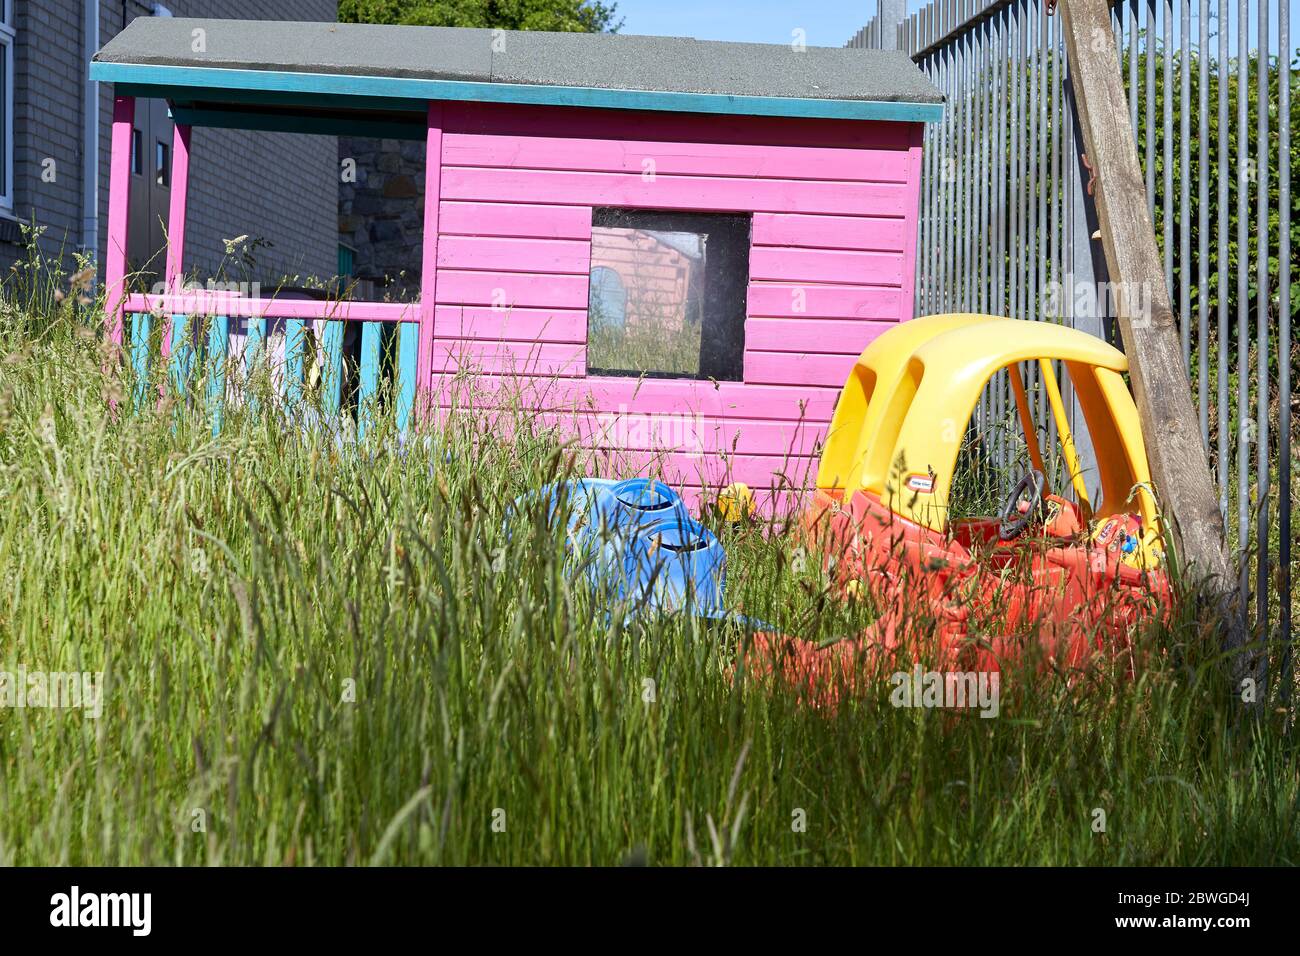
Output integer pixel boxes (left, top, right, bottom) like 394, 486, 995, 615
509, 477, 731, 622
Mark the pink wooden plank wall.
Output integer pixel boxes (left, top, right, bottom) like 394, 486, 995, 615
431, 101, 925, 513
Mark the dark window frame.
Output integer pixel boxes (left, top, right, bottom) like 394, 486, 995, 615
130, 129, 143, 177
586, 208, 750, 382
154, 140, 170, 187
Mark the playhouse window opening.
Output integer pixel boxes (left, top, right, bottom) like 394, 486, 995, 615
586, 209, 749, 382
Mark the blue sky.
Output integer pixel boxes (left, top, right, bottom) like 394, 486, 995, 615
612, 0, 1300, 56
610, 0, 879, 46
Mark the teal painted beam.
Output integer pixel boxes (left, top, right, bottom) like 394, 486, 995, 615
320, 320, 345, 417
206, 315, 229, 434
91, 62, 945, 124
282, 320, 305, 408
144, 85, 422, 114
395, 322, 418, 435
358, 321, 383, 442
169, 314, 195, 398
130, 312, 151, 410
170, 106, 426, 140
244, 318, 266, 417
244, 318, 266, 374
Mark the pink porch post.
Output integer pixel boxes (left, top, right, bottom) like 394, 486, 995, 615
418, 102, 444, 413
104, 95, 135, 351
160, 122, 192, 363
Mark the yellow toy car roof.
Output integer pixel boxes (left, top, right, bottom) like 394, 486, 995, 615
817, 313, 994, 496
817, 314, 1158, 534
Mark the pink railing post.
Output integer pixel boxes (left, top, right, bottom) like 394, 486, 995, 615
418, 101, 444, 417
104, 95, 135, 352
160, 122, 192, 365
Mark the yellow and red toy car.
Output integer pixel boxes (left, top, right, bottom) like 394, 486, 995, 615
753, 313, 1171, 696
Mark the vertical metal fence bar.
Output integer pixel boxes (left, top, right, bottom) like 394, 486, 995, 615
950, 11, 961, 313
1019, 0, 1029, 318
980, 16, 992, 316
1235, 0, 1250, 552
932, 39, 941, 315
925, 37, 936, 313
956, 0, 962, 309
964, 16, 975, 312
1007, 0, 1018, 321
926, 35, 937, 315
950, 0, 959, 312
932, 33, 944, 313
939, 3, 947, 315
1145, 0, 1158, 213
946, 7, 956, 312
1037, 4, 1049, 324
1162, 0, 1174, 309
1254, 0, 1271, 636
1216, 0, 1230, 518
1050, 5, 1060, 332
1178, 0, 1191, 373
957, 10, 969, 313
1028, 0, 1041, 321
1129, 0, 1141, 133
1278, 0, 1294, 696
1196, 0, 1210, 446
947, 0, 958, 311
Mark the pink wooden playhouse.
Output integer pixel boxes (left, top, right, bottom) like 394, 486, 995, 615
92, 19, 942, 512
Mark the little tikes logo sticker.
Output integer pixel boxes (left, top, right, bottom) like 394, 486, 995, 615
905, 472, 935, 494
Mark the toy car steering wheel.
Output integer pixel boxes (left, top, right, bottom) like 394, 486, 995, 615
998, 468, 1046, 541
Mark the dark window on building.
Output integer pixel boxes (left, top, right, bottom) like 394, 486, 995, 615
130, 129, 143, 176
586, 209, 749, 381
154, 141, 170, 187
0, 1, 13, 210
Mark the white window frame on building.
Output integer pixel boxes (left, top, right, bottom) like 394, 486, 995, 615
0, 0, 14, 214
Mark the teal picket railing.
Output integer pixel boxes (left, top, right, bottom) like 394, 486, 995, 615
123, 293, 420, 437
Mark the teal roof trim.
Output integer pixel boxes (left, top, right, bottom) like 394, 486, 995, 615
90, 62, 945, 124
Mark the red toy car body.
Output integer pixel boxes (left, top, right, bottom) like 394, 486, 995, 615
749, 314, 1171, 700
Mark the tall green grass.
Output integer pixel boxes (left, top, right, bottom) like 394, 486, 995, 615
0, 279, 1296, 865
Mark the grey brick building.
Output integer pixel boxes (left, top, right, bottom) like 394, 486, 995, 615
2, 0, 338, 289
